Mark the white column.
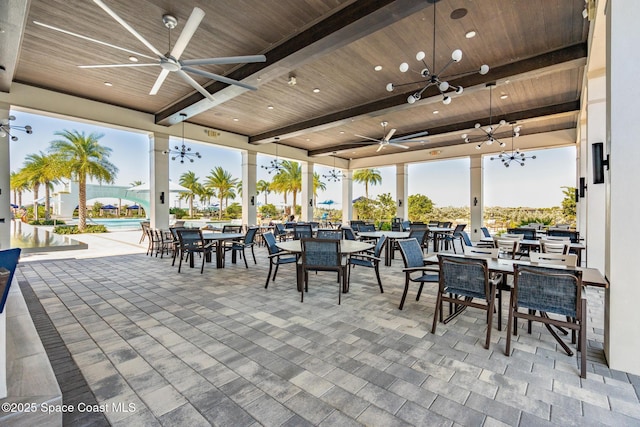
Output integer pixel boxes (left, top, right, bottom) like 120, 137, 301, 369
605, 0, 640, 375
585, 74, 607, 271
0, 103, 9, 399
469, 155, 483, 241
149, 133, 170, 230
301, 162, 314, 221
242, 151, 258, 226
0, 104, 10, 249
396, 163, 408, 220
577, 120, 588, 249
342, 170, 353, 224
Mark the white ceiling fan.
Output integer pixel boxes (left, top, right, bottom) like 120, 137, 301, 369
34, 0, 266, 100
354, 121, 429, 152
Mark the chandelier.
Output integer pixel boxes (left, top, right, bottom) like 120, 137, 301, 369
491, 123, 536, 167
0, 115, 33, 141
462, 83, 518, 149
385, 2, 489, 105
163, 113, 201, 163
322, 152, 344, 182
261, 137, 283, 174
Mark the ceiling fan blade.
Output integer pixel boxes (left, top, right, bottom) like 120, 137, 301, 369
33, 21, 156, 60
78, 63, 159, 69
149, 69, 170, 95
93, 0, 163, 57
176, 70, 215, 101
181, 55, 267, 66
376, 144, 384, 152
389, 143, 410, 149
384, 128, 397, 142
170, 7, 205, 60
354, 134, 383, 143
391, 130, 430, 142
182, 66, 258, 91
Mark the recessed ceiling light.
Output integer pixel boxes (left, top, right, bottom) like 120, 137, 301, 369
374, 65, 383, 71
128, 55, 138, 62
465, 30, 476, 39
433, 110, 439, 114
233, 118, 239, 121
104, 82, 113, 87
339, 131, 345, 134
500, 94, 509, 100
313, 88, 320, 93
267, 105, 274, 110
306, 138, 310, 142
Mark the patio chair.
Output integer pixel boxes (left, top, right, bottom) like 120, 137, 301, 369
293, 223, 313, 240
440, 224, 466, 252
274, 223, 289, 241
139, 220, 150, 244
222, 225, 242, 233
396, 238, 439, 310
342, 227, 357, 241
263, 232, 298, 288
146, 228, 163, 257
481, 227, 492, 239
494, 237, 521, 259
433, 254, 497, 349
0, 248, 21, 313
506, 264, 586, 378
539, 239, 570, 255
169, 227, 186, 265
316, 229, 343, 239
347, 234, 387, 293
300, 238, 348, 304
547, 229, 579, 243
530, 252, 577, 267
225, 227, 258, 268
176, 229, 215, 274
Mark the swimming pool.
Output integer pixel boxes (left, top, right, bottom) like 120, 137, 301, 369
75, 218, 146, 231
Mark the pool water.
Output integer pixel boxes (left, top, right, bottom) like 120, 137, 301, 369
73, 218, 146, 231
9, 221, 87, 253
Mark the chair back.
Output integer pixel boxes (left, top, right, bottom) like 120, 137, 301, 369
274, 223, 286, 236
244, 227, 258, 244
463, 245, 499, 258
342, 227, 356, 241
401, 220, 411, 231
438, 254, 490, 300
495, 238, 519, 259
0, 248, 21, 313
530, 252, 578, 266
177, 228, 204, 250
458, 230, 473, 247
173, 220, 185, 227
501, 233, 524, 240
544, 235, 570, 242
263, 231, 280, 255
397, 238, 425, 269
539, 239, 570, 254
350, 220, 365, 231
513, 264, 582, 317
301, 238, 341, 268
373, 235, 388, 257
452, 224, 466, 235
408, 228, 428, 247
547, 229, 579, 243
359, 224, 376, 232
439, 221, 452, 228
309, 221, 320, 229
316, 229, 343, 239
223, 225, 242, 233
293, 224, 313, 240
428, 221, 439, 227
507, 228, 536, 240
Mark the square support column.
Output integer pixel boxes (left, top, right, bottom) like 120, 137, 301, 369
301, 162, 314, 222
342, 170, 353, 225
396, 163, 408, 220
149, 133, 170, 230
469, 155, 483, 241
0, 104, 11, 250
242, 151, 258, 226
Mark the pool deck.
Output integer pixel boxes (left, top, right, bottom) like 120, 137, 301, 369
8, 231, 640, 426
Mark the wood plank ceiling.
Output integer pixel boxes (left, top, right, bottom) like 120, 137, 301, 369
5, 0, 588, 160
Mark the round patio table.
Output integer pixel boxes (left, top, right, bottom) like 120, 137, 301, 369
357, 231, 409, 266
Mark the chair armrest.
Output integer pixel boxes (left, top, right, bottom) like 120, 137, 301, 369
402, 266, 437, 274
349, 254, 381, 262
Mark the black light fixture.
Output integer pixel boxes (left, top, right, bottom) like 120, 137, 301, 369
579, 177, 587, 197
261, 137, 284, 174
0, 115, 33, 141
385, 1, 489, 105
462, 83, 517, 149
490, 122, 536, 167
322, 152, 344, 182
163, 113, 201, 163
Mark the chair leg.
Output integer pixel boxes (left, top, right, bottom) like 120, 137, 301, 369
505, 295, 515, 356
265, 262, 274, 288
416, 283, 425, 301
242, 249, 248, 268
374, 265, 383, 293
485, 284, 496, 349
432, 290, 442, 334
398, 277, 410, 310
178, 251, 185, 273
497, 289, 502, 331
251, 247, 256, 264
579, 298, 587, 378
200, 252, 206, 274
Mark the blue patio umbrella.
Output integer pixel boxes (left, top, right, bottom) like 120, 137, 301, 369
101, 204, 117, 209
127, 204, 140, 209
10, 203, 18, 208
318, 200, 335, 206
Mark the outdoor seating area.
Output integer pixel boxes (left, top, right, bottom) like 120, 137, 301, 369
7, 233, 637, 427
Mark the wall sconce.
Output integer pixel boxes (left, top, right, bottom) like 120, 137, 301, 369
575, 188, 579, 203
309, 199, 313, 207
398, 199, 403, 207
160, 191, 165, 204
592, 142, 609, 184
579, 177, 587, 198
250, 195, 255, 206
473, 197, 478, 206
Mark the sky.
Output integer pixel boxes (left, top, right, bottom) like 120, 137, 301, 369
8, 110, 576, 209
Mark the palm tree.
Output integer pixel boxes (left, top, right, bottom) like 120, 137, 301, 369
272, 161, 301, 211
353, 168, 382, 199
129, 180, 143, 187
10, 171, 29, 209
21, 151, 63, 221
49, 130, 118, 231
204, 166, 239, 219
257, 179, 271, 205
178, 171, 202, 217
313, 172, 326, 207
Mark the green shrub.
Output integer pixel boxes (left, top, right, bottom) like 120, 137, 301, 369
29, 219, 66, 226
54, 224, 108, 234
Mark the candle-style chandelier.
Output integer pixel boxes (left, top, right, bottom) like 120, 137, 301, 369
322, 152, 344, 182
163, 113, 201, 163
385, 1, 489, 105
261, 137, 283, 174
491, 122, 536, 167
0, 115, 33, 141
462, 83, 519, 149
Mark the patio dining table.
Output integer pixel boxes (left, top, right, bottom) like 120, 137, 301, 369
480, 237, 587, 265
428, 226, 454, 252
357, 231, 409, 266
201, 231, 244, 268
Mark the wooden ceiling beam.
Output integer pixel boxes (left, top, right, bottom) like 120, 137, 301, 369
308, 101, 580, 156
250, 43, 588, 144
154, 0, 433, 126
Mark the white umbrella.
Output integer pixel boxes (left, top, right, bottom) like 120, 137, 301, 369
127, 182, 189, 193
